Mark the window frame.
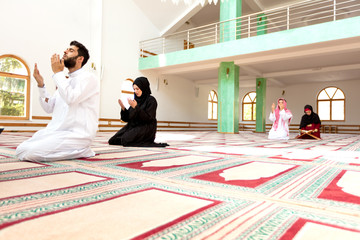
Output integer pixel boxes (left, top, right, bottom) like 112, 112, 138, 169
317, 86, 345, 122
121, 78, 134, 95
208, 90, 218, 120
0, 54, 31, 120
119, 78, 135, 110
242, 91, 256, 121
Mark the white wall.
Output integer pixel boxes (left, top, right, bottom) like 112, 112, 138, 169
100, 0, 160, 119
1, 0, 359, 126
0, 0, 206, 123
147, 74, 216, 122
0, 0, 97, 117
100, 0, 213, 122
193, 84, 217, 122
239, 78, 360, 125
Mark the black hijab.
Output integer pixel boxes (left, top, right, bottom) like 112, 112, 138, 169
300, 105, 321, 128
133, 77, 151, 106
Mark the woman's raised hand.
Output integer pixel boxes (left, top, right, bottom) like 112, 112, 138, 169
128, 98, 137, 109
118, 99, 126, 110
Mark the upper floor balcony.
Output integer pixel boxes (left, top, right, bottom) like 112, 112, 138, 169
139, 0, 360, 73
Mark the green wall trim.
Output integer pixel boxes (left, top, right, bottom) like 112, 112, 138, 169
139, 16, 360, 70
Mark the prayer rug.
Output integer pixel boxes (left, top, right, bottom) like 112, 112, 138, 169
1, 131, 360, 239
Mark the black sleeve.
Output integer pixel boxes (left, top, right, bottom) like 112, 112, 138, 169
314, 113, 321, 125
120, 108, 130, 122
129, 96, 157, 123
299, 115, 306, 129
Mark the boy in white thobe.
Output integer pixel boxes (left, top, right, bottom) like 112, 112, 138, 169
16, 41, 99, 161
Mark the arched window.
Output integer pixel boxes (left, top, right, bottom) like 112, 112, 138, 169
0, 55, 30, 119
242, 91, 256, 121
208, 90, 218, 120
120, 78, 134, 109
317, 86, 345, 121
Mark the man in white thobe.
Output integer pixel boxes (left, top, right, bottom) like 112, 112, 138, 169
16, 41, 100, 161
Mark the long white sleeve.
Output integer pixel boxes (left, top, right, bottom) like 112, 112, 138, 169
269, 110, 292, 122
52, 70, 98, 106
47, 68, 100, 138
269, 112, 276, 122
38, 86, 55, 113
283, 111, 293, 121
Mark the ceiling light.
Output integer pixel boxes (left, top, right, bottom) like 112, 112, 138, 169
312, 67, 322, 71
161, 0, 222, 6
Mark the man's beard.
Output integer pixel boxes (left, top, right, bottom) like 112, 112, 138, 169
64, 56, 78, 68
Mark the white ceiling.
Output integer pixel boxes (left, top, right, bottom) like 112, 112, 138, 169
133, 0, 204, 36
135, 0, 360, 88
133, 0, 304, 33
189, 0, 302, 26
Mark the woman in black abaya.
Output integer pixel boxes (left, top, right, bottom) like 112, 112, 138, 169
108, 77, 168, 147
296, 104, 321, 139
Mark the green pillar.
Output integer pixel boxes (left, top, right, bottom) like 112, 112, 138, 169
220, 0, 242, 42
218, 62, 239, 133
257, 13, 268, 35
255, 78, 266, 132
218, 1, 242, 133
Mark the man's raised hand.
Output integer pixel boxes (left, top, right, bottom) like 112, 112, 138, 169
33, 63, 44, 87
51, 54, 64, 73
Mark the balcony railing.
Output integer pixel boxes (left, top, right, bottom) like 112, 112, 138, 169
139, 0, 360, 58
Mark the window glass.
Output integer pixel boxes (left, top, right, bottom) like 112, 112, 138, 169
0, 57, 27, 75
317, 87, 345, 121
243, 95, 251, 103
333, 89, 345, 99
331, 100, 345, 120
325, 87, 337, 98
213, 102, 217, 119
208, 90, 218, 120
122, 78, 134, 93
252, 104, 256, 120
243, 104, 252, 121
318, 101, 330, 120
0, 77, 26, 117
0, 56, 30, 119
120, 79, 134, 109
249, 92, 256, 102
318, 90, 329, 100
208, 102, 212, 119
242, 92, 256, 121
